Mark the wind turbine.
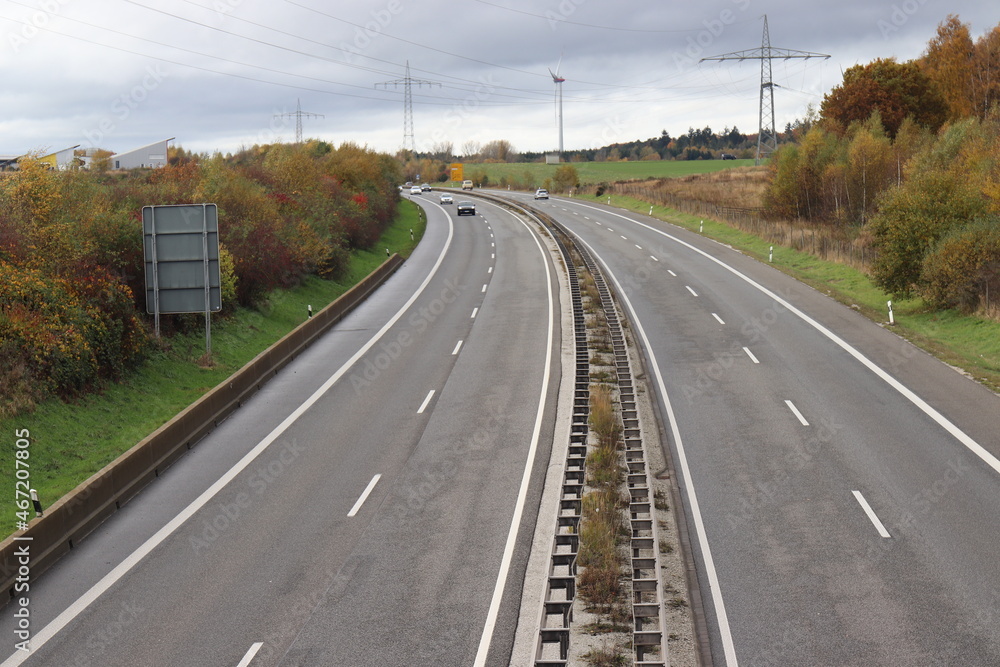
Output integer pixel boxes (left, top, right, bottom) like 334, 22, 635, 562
549, 55, 565, 158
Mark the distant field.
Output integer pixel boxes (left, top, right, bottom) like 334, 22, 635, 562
454, 159, 756, 188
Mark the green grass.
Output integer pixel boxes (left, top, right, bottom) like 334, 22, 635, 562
605, 193, 1000, 390
454, 159, 755, 189
0, 200, 425, 537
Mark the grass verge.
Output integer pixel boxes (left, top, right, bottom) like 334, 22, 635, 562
453, 159, 756, 189
601, 193, 1000, 391
0, 200, 425, 537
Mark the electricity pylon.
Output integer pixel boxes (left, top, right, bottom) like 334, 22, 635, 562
701, 15, 829, 164
274, 98, 324, 144
376, 61, 440, 153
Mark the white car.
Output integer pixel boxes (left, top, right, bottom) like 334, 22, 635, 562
440, 194, 453, 204
534, 189, 549, 199
410, 185, 422, 195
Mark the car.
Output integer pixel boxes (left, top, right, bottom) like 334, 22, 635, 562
410, 185, 422, 195
721, 153, 736, 160
462, 180, 473, 190
421, 183, 431, 192
456, 201, 476, 215
439, 194, 453, 205
534, 188, 549, 199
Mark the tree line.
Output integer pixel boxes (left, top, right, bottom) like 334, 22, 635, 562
0, 141, 401, 415
764, 14, 1000, 314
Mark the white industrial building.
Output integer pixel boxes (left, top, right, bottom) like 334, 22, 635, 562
111, 137, 173, 169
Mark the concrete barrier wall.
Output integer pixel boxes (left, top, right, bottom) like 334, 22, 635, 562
0, 254, 405, 597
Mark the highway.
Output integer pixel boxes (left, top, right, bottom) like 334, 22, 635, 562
0, 195, 561, 666
505, 191, 1000, 666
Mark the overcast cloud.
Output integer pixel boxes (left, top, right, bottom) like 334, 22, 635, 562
0, 0, 996, 158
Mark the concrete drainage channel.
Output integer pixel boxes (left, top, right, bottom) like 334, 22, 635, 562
556, 235, 669, 666
473, 192, 677, 666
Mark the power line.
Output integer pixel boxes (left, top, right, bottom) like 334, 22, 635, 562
470, 0, 726, 33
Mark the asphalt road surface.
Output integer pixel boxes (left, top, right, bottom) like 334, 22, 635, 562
508, 191, 1000, 667
0, 195, 560, 667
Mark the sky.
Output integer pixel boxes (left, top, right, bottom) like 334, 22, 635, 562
0, 0, 996, 159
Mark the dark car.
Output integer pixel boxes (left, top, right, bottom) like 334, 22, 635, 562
456, 201, 476, 216
721, 153, 736, 160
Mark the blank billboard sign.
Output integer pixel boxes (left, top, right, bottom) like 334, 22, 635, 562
142, 204, 222, 315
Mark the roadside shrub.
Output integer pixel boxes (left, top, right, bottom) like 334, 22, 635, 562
921, 217, 1000, 311
869, 168, 988, 297
0, 262, 148, 397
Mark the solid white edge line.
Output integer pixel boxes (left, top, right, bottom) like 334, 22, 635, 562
347, 474, 382, 518
452, 340, 463, 355
564, 200, 1000, 477
236, 642, 264, 667
743, 347, 760, 364
417, 389, 435, 414
852, 490, 891, 538
473, 206, 555, 667
785, 399, 810, 426
0, 211, 458, 667
568, 232, 741, 666
713, 313, 726, 325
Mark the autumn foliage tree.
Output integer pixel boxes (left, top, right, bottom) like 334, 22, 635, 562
921, 15, 976, 121
765, 14, 1000, 316
820, 58, 946, 137
0, 140, 402, 416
